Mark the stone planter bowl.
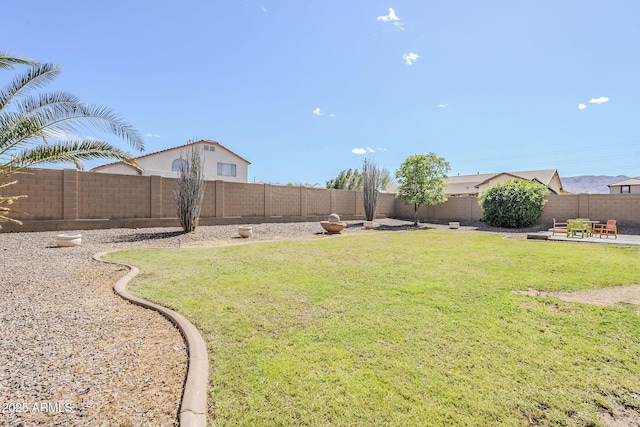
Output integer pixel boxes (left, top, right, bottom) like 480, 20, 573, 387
320, 221, 346, 234
238, 226, 253, 238
56, 233, 82, 247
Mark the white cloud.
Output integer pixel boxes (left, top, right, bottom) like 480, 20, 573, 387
377, 7, 400, 22
352, 147, 375, 155
313, 107, 322, 116
578, 96, 609, 110
261, 5, 267, 12
403, 52, 420, 65
329, 113, 335, 118
377, 7, 404, 31
437, 104, 449, 108
144, 133, 162, 138
588, 96, 609, 104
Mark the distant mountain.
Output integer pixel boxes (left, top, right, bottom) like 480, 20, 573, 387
561, 175, 633, 194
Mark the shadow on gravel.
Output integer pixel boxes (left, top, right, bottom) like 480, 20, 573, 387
374, 223, 429, 232
347, 222, 430, 232
107, 230, 185, 243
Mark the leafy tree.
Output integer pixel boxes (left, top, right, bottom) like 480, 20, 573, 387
0, 51, 144, 227
175, 146, 205, 233
478, 179, 548, 228
326, 168, 362, 190
362, 158, 383, 221
395, 153, 450, 225
379, 168, 394, 192
285, 182, 321, 188
327, 166, 395, 191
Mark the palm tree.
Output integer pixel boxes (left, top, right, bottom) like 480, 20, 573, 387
0, 51, 145, 227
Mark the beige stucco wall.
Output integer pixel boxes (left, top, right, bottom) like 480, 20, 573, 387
609, 185, 640, 194
96, 142, 249, 182
476, 174, 562, 195
96, 162, 140, 175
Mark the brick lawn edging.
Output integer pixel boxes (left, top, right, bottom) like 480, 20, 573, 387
93, 252, 208, 427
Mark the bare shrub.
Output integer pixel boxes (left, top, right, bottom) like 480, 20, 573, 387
362, 158, 383, 222
175, 146, 205, 233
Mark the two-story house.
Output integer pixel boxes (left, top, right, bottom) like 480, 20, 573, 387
91, 139, 250, 182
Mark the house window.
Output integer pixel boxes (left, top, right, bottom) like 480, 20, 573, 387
172, 158, 188, 172
204, 145, 215, 152
621, 185, 631, 194
217, 162, 236, 177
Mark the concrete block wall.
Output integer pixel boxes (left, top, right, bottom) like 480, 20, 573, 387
272, 186, 302, 217
540, 195, 579, 223
2, 168, 639, 232
223, 182, 265, 217
1, 169, 64, 220
393, 193, 640, 226
586, 194, 640, 223
333, 189, 357, 216
78, 172, 151, 219
307, 188, 331, 216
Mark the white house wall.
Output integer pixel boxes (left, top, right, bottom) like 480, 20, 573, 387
96, 163, 139, 175
98, 142, 250, 182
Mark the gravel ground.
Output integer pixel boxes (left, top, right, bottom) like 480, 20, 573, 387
1, 218, 638, 426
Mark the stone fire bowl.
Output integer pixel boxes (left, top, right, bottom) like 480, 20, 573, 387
320, 221, 347, 234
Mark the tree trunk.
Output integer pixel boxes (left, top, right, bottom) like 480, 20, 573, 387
413, 204, 418, 226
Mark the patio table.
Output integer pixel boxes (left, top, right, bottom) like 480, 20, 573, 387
567, 219, 595, 238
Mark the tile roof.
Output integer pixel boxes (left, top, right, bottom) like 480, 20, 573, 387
608, 178, 640, 187
446, 169, 563, 194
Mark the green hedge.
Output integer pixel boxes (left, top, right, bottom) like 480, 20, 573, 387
478, 179, 548, 228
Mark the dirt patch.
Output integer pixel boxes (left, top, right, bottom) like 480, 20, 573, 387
598, 394, 640, 427
514, 285, 640, 313
515, 286, 640, 426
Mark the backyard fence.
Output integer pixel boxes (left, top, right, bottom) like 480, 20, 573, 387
1, 168, 639, 232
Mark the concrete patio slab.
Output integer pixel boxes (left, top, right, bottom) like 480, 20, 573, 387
536, 232, 640, 246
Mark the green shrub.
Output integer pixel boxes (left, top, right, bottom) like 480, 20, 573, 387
478, 179, 548, 228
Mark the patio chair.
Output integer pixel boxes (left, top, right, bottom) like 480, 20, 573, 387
592, 219, 617, 239
551, 218, 567, 236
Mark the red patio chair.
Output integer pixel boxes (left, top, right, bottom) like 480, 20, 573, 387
592, 220, 617, 239
551, 218, 567, 236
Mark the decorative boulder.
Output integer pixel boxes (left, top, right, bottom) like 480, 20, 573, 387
328, 213, 341, 223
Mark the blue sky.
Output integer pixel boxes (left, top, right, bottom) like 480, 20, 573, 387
3, 1, 639, 185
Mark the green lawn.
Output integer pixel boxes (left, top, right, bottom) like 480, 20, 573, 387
107, 231, 640, 426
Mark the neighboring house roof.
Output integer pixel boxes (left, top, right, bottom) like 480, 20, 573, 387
90, 139, 251, 172
608, 178, 640, 187
446, 169, 567, 195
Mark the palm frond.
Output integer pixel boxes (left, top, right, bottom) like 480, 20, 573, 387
6, 139, 137, 171
15, 91, 81, 114
0, 63, 61, 111
0, 111, 46, 156
0, 52, 37, 70
1, 55, 144, 183
4, 93, 144, 151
